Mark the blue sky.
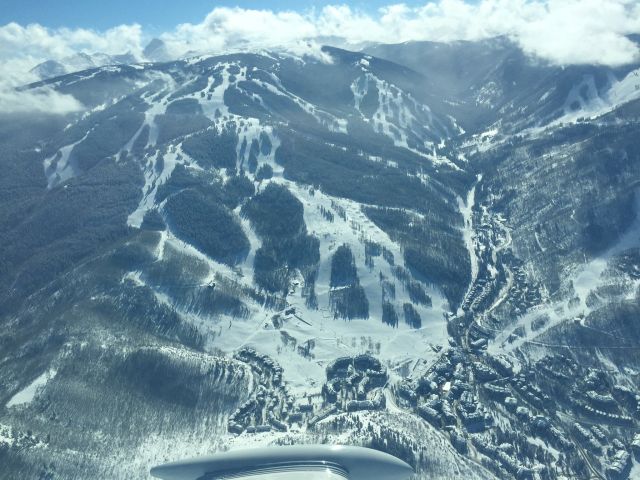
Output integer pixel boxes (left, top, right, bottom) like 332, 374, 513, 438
0, 0, 431, 31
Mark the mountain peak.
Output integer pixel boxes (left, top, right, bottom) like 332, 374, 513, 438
143, 38, 171, 62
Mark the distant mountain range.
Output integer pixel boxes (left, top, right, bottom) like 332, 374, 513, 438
30, 38, 172, 79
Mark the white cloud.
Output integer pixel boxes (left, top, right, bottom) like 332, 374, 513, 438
0, 57, 83, 114
517, 0, 640, 66
155, 1, 640, 66
0, 22, 144, 113
1, 0, 640, 113
0, 1, 637, 70
0, 85, 84, 115
0, 22, 144, 60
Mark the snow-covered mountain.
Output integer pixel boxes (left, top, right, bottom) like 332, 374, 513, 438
29, 38, 173, 80
366, 37, 640, 132
30, 51, 141, 79
1, 40, 640, 480
142, 38, 172, 63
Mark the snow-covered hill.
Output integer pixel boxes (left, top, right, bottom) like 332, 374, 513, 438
1, 39, 640, 479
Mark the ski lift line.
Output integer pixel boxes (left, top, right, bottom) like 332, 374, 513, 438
468, 318, 504, 333
149, 265, 262, 292
147, 281, 216, 289
518, 340, 640, 350
16, 233, 138, 301
293, 314, 312, 326
577, 323, 627, 341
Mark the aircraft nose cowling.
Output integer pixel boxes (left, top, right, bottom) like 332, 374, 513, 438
367, 451, 415, 480
150, 445, 414, 480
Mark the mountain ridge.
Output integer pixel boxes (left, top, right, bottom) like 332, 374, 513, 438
1, 39, 640, 479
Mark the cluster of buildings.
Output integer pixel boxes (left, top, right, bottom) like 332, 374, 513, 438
561, 369, 636, 427
224, 339, 640, 480
506, 261, 543, 316
510, 374, 553, 410
574, 423, 603, 454
234, 347, 284, 387
572, 423, 638, 478
508, 354, 640, 478
321, 354, 388, 413
227, 348, 303, 434
460, 224, 541, 318
227, 351, 392, 435
398, 348, 493, 430
471, 438, 534, 479
605, 440, 632, 479
394, 346, 640, 477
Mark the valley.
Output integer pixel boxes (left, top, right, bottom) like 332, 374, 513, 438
1, 38, 640, 479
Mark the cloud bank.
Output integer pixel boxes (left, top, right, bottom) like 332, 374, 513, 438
0, 23, 144, 114
159, 0, 640, 66
0, 57, 84, 114
1, 0, 640, 113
